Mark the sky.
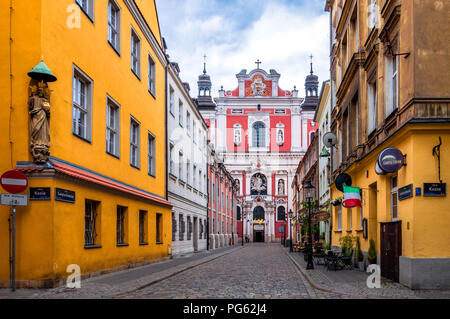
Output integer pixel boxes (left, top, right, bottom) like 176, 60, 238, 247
155, 0, 330, 97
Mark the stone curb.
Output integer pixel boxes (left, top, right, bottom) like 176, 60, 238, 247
285, 249, 369, 299
107, 246, 244, 298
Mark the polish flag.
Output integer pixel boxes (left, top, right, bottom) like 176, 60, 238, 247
343, 185, 362, 208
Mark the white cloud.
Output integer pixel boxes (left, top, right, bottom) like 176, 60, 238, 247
156, 0, 330, 97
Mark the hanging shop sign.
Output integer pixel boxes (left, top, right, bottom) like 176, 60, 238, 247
376, 147, 404, 175
30, 187, 51, 201
312, 211, 330, 223
423, 183, 447, 197
398, 184, 414, 201
55, 188, 76, 203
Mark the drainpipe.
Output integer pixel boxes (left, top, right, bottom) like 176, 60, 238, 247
206, 162, 210, 251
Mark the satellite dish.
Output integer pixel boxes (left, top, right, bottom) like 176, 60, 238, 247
323, 132, 337, 148
335, 173, 352, 192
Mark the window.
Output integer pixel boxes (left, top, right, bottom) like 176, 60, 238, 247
156, 213, 163, 243
117, 206, 127, 245
179, 214, 184, 241
193, 165, 197, 189
172, 213, 177, 242
187, 160, 191, 185
72, 67, 92, 141
148, 54, 156, 95
85, 200, 100, 247
252, 122, 266, 147
199, 170, 202, 192
337, 205, 342, 231
169, 144, 174, 175
76, 0, 94, 20
107, 0, 120, 53
131, 28, 141, 78
277, 206, 286, 221
186, 112, 191, 134
130, 118, 140, 168
237, 206, 241, 221
193, 122, 197, 143
106, 97, 120, 157
367, 76, 377, 134
139, 210, 148, 244
169, 86, 175, 115
179, 152, 183, 180
368, 0, 378, 30
187, 216, 192, 240
385, 53, 398, 117
178, 101, 183, 127
347, 208, 352, 231
148, 132, 156, 176
391, 176, 398, 220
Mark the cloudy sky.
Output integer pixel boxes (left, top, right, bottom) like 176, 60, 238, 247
155, 0, 330, 97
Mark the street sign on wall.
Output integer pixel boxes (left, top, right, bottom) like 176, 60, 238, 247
1, 194, 28, 206
1, 170, 28, 194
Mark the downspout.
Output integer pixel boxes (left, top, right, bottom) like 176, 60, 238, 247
328, 4, 334, 248
206, 161, 210, 251
9, 0, 14, 168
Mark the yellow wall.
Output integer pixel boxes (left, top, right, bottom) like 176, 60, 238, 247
0, 0, 171, 286
331, 124, 450, 259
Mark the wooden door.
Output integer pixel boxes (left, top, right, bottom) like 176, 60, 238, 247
380, 221, 402, 282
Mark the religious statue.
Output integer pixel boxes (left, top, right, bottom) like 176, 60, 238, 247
277, 129, 284, 143
251, 173, 267, 195
28, 80, 51, 163
278, 179, 285, 195
234, 128, 241, 144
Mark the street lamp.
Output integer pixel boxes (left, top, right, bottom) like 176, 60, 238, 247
304, 180, 315, 270
289, 209, 293, 252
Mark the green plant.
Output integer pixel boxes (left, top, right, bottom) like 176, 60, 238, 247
368, 239, 377, 264
322, 242, 330, 250
355, 237, 364, 262
339, 234, 354, 257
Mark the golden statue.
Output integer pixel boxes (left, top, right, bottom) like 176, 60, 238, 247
28, 80, 51, 163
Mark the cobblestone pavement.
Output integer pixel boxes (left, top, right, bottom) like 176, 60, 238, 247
287, 248, 450, 299
122, 243, 329, 299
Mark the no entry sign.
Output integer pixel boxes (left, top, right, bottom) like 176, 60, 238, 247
1, 170, 28, 194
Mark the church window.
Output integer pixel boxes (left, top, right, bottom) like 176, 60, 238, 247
277, 206, 286, 221
252, 122, 266, 147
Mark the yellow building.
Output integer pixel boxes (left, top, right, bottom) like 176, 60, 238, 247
0, 0, 171, 288
325, 0, 450, 289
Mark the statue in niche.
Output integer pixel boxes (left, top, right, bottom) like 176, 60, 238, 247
251, 173, 267, 195
278, 179, 285, 195
278, 129, 284, 143
28, 80, 51, 163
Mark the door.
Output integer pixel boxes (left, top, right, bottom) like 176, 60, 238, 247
254, 231, 265, 242
193, 217, 198, 252
380, 221, 401, 282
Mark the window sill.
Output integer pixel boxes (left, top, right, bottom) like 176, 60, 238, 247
130, 164, 141, 170
75, 3, 94, 24
116, 243, 129, 247
334, 230, 342, 233
73, 133, 92, 144
84, 245, 102, 250
139, 242, 149, 246
106, 151, 120, 160
346, 230, 353, 233
148, 172, 156, 178
156, 242, 163, 245
356, 229, 363, 233
131, 69, 141, 81
108, 41, 121, 57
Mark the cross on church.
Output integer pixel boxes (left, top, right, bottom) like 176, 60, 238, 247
255, 59, 262, 69
309, 54, 314, 74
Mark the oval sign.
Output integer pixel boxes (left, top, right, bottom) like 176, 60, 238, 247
1, 170, 29, 194
312, 211, 330, 222
378, 148, 404, 173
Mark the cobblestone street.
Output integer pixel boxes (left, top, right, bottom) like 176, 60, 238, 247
122, 243, 321, 299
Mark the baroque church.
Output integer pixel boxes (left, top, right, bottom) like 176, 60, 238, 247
196, 60, 319, 243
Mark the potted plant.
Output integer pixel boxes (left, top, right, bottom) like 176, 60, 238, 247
355, 237, 365, 271
367, 239, 377, 265
338, 234, 354, 257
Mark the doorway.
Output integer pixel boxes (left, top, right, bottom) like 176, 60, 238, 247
380, 221, 402, 282
254, 230, 265, 242
193, 217, 198, 252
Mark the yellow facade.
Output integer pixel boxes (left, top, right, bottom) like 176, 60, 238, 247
0, 0, 171, 287
326, 0, 450, 288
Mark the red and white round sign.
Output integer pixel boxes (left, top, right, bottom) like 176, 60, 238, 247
1, 170, 28, 194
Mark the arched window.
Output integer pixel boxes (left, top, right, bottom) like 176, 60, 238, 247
237, 206, 241, 221
277, 206, 286, 221
252, 122, 265, 147
253, 206, 265, 221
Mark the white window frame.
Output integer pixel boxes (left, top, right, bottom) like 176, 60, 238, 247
179, 100, 183, 127
169, 143, 174, 175
337, 205, 342, 231
385, 53, 398, 118
107, 0, 121, 53
368, 0, 378, 30
76, 0, 94, 21
186, 112, 191, 135
72, 66, 93, 142
131, 27, 141, 78
187, 160, 191, 185
367, 74, 377, 134
106, 96, 120, 157
130, 117, 140, 169
148, 54, 156, 96
169, 86, 175, 116
148, 131, 156, 177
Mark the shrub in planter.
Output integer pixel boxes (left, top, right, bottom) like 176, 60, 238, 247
339, 234, 354, 257
367, 239, 377, 264
355, 237, 365, 271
